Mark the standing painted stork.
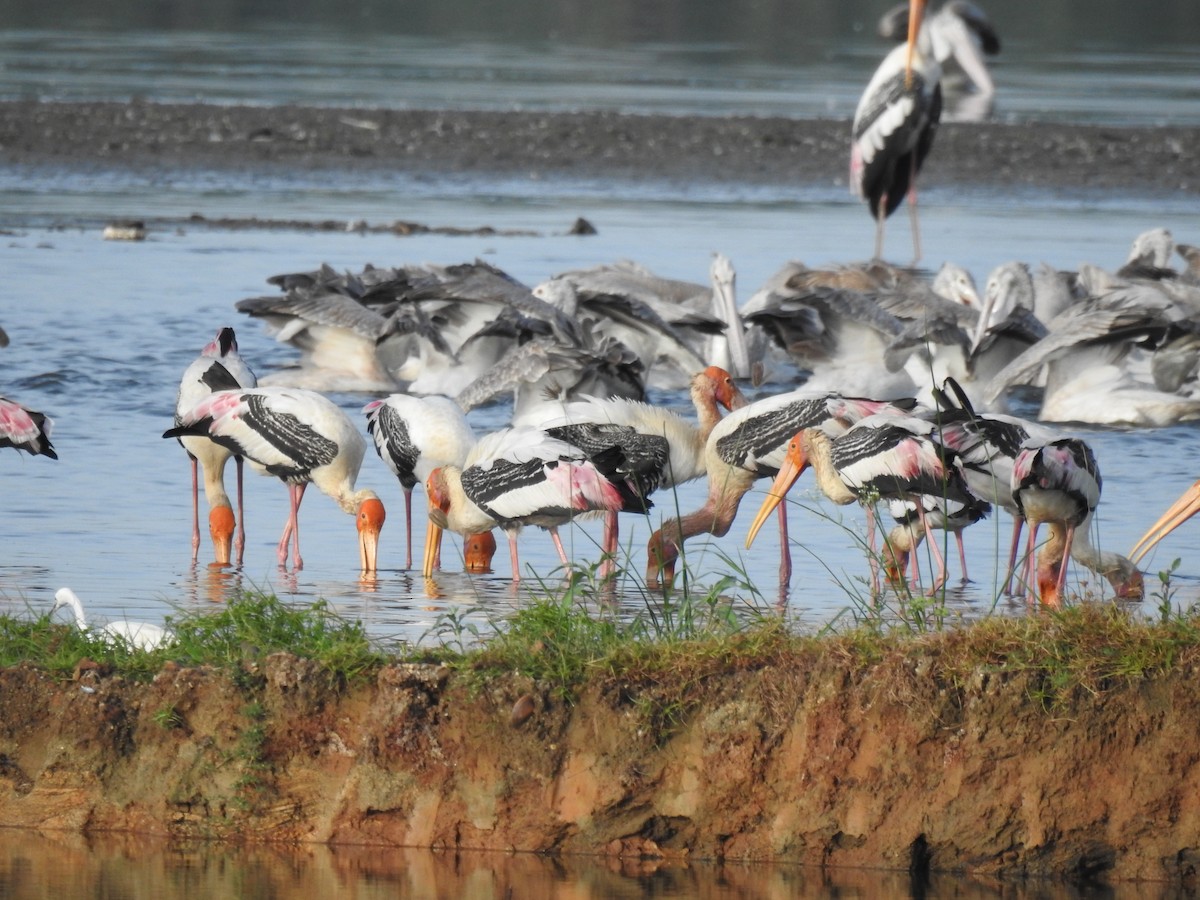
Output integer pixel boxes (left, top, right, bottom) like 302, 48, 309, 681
173, 327, 257, 567
0, 395, 57, 460
1011, 438, 1143, 607
363, 393, 495, 572
165, 387, 385, 573
424, 426, 627, 582
743, 413, 977, 595
851, 0, 943, 262
645, 391, 915, 588
931, 379, 1059, 593
533, 365, 746, 579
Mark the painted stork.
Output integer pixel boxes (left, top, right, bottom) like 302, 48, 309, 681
165, 387, 385, 574
852, 0, 943, 262
744, 413, 977, 594
173, 327, 257, 567
0, 395, 56, 460
646, 391, 915, 588
532, 365, 746, 578
1011, 438, 1143, 607
363, 393, 495, 572
424, 426, 627, 582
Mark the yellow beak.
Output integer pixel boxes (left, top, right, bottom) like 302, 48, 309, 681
745, 452, 806, 549
422, 521, 444, 578
1130, 480, 1200, 564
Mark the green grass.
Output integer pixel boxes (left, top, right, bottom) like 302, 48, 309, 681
1, 557, 1198, 718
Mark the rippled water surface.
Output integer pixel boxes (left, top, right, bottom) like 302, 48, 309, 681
2, 174, 1198, 644
2, 16, 1200, 644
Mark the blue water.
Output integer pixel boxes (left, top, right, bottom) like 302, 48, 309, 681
1, 20, 1199, 648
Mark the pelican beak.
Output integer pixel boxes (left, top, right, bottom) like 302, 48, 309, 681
209, 505, 235, 567
464, 530, 497, 573
1130, 480, 1200, 564
423, 520, 443, 578
745, 437, 809, 549
357, 497, 386, 573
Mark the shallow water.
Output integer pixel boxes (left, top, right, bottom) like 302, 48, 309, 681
2, 16, 1200, 643
1, 171, 1198, 645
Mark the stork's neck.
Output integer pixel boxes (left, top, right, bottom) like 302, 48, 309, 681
1068, 517, 1145, 599
440, 468, 496, 535
803, 430, 859, 507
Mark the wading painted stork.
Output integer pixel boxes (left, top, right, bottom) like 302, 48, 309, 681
1011, 438, 1143, 607
424, 426, 627, 582
744, 413, 977, 595
851, 0, 943, 262
533, 365, 746, 579
645, 391, 915, 589
0, 395, 56, 460
364, 394, 494, 572
165, 387, 385, 574
173, 327, 257, 567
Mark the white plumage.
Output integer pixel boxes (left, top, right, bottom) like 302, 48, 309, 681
53, 588, 174, 652
166, 387, 385, 573
173, 326, 257, 566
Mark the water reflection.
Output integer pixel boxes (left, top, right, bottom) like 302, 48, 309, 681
0, 829, 1156, 898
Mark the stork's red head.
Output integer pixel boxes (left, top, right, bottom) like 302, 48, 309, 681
702, 365, 747, 412
745, 431, 813, 549
209, 505, 235, 567
464, 531, 497, 573
357, 495, 386, 573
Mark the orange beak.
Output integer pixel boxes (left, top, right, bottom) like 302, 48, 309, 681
905, 0, 928, 86
209, 505, 235, 567
357, 497, 386, 573
744, 435, 809, 549
1130, 480, 1200, 565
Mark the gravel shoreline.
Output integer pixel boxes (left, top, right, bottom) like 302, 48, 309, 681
1, 99, 1197, 196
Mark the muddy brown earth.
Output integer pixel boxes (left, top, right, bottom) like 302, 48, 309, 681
2, 645, 1200, 887
1, 99, 1197, 203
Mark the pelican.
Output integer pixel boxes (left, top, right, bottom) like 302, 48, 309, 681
173, 327, 257, 566
53, 588, 174, 652
165, 387, 385, 573
852, 0, 942, 261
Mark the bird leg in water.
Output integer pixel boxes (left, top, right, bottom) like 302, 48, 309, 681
190, 456, 202, 562
907, 154, 922, 263
777, 502, 792, 585
599, 510, 619, 581
235, 456, 246, 567
1001, 517, 1023, 596
278, 481, 308, 570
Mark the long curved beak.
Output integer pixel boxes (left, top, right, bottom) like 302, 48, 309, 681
745, 452, 807, 549
422, 521, 444, 578
1130, 480, 1200, 564
359, 524, 380, 573
905, 0, 927, 85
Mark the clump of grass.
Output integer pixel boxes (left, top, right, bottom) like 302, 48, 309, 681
166, 592, 386, 682
0, 591, 386, 683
